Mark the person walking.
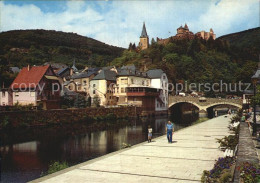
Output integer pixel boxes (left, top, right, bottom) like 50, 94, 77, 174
166, 121, 174, 143
214, 110, 218, 117
148, 125, 152, 143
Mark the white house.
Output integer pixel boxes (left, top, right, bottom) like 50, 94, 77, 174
89, 69, 117, 106
0, 88, 12, 106
146, 69, 168, 112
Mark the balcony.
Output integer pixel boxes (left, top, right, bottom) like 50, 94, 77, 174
126, 87, 159, 97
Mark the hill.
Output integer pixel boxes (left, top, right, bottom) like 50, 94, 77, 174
111, 27, 260, 96
0, 29, 124, 86
218, 27, 260, 61
0, 29, 124, 68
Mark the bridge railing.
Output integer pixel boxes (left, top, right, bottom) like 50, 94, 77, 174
168, 96, 242, 107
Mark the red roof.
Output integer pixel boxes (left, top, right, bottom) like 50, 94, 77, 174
10, 65, 50, 89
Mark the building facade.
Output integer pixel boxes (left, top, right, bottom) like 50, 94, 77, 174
89, 69, 117, 106
10, 65, 61, 109
195, 28, 216, 40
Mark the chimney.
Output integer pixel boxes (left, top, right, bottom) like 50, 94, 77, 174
27, 65, 31, 71
70, 68, 73, 76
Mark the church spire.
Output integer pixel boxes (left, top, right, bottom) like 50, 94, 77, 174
140, 22, 148, 38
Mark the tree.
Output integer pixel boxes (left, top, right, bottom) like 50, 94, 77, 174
128, 42, 133, 50
151, 38, 156, 46
93, 95, 100, 107
132, 43, 136, 50
86, 96, 91, 107
74, 94, 87, 108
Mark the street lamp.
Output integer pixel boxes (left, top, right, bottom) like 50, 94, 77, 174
251, 74, 258, 136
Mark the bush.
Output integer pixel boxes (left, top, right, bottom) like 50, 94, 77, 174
105, 113, 116, 120
93, 95, 100, 107
217, 135, 238, 150
0, 116, 10, 129
41, 161, 69, 176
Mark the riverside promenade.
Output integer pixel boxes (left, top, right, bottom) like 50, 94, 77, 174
31, 115, 232, 183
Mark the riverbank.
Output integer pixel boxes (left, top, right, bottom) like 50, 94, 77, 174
0, 107, 143, 129
31, 115, 232, 183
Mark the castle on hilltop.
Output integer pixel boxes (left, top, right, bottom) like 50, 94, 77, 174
137, 23, 216, 49
157, 23, 216, 45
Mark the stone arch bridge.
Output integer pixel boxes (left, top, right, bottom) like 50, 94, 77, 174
168, 96, 242, 117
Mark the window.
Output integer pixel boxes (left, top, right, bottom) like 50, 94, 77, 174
121, 87, 125, 93
121, 78, 128, 85
15, 92, 19, 97
30, 92, 35, 97
2, 92, 5, 98
131, 79, 134, 84
93, 84, 96, 88
83, 80, 87, 86
93, 90, 95, 95
163, 75, 166, 80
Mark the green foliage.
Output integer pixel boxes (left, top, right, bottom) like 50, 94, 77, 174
41, 161, 69, 176
93, 95, 100, 107
105, 113, 117, 120
251, 85, 260, 106
121, 142, 131, 149
74, 94, 87, 108
111, 28, 260, 94
0, 29, 124, 87
217, 135, 238, 150
0, 116, 9, 129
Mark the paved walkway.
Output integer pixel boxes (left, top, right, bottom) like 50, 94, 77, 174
31, 115, 232, 183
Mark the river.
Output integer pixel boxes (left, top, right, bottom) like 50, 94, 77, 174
0, 114, 198, 183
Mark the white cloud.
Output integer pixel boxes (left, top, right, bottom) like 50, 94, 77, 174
0, 0, 259, 48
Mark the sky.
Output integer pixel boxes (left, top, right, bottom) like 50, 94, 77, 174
0, 0, 259, 48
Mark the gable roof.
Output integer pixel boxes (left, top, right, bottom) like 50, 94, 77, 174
121, 65, 136, 71
57, 67, 69, 75
10, 65, 51, 89
92, 70, 116, 81
146, 69, 164, 79
71, 70, 97, 79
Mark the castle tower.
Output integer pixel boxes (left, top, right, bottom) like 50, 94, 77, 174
139, 22, 149, 50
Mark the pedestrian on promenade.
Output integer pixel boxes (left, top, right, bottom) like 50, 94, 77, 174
165, 121, 174, 143
228, 108, 231, 115
214, 110, 218, 117
148, 125, 152, 143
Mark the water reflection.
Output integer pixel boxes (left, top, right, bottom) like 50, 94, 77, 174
0, 116, 192, 183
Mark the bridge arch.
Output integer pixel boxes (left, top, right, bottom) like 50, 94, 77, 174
203, 102, 242, 111
169, 101, 201, 110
